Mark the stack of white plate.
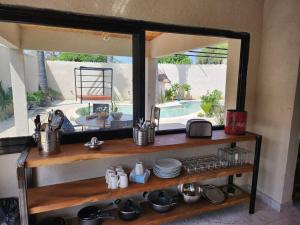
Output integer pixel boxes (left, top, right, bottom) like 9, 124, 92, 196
153, 158, 182, 178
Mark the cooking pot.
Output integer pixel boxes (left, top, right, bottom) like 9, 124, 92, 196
37, 217, 66, 225
143, 190, 178, 213
114, 199, 143, 221
77, 204, 114, 225
178, 183, 202, 203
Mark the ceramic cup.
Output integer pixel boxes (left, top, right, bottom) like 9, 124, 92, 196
115, 165, 123, 171
135, 162, 144, 175
116, 169, 125, 177
105, 169, 116, 184
108, 174, 118, 189
118, 173, 128, 188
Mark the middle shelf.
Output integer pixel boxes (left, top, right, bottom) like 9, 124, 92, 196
27, 164, 253, 214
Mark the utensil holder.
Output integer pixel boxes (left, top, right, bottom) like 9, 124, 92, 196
147, 125, 155, 144
38, 130, 60, 156
133, 127, 148, 146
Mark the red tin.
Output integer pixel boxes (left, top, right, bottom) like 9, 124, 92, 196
225, 110, 247, 135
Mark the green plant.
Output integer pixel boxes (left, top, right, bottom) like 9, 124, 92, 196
0, 82, 13, 121
158, 54, 192, 64
50, 52, 108, 62
76, 106, 90, 116
164, 89, 174, 101
0, 81, 13, 110
27, 88, 61, 108
199, 90, 222, 117
27, 90, 44, 106
180, 83, 191, 92
111, 102, 118, 112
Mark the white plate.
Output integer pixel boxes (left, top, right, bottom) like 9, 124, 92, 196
155, 158, 182, 170
153, 172, 181, 179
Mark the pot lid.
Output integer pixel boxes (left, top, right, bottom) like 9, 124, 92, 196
148, 190, 174, 205
78, 206, 101, 220
202, 185, 226, 204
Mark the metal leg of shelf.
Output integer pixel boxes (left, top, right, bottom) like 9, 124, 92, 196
228, 142, 236, 185
249, 135, 262, 214
17, 150, 30, 225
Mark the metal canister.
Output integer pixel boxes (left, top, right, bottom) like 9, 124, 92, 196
147, 123, 156, 144
38, 130, 61, 156
133, 127, 148, 146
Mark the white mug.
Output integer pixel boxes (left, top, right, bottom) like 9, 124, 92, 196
105, 170, 116, 184
108, 174, 118, 189
135, 162, 144, 175
116, 169, 125, 176
118, 173, 128, 188
115, 165, 123, 171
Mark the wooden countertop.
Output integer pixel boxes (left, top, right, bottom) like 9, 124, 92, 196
25, 131, 256, 168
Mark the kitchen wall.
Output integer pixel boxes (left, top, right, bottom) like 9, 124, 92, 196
0, 0, 265, 205
253, 0, 300, 206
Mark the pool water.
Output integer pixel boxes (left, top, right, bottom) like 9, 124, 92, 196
117, 101, 201, 118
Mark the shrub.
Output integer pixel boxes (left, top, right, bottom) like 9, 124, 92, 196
0, 82, 13, 121
76, 107, 90, 116
0, 81, 13, 110
199, 90, 222, 117
26, 88, 62, 108
164, 89, 173, 101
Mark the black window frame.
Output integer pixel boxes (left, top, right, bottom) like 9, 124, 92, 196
0, 4, 249, 154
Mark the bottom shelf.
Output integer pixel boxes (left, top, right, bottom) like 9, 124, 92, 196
68, 189, 250, 225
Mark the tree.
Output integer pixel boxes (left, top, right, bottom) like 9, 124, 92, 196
51, 52, 108, 62
37, 51, 50, 106
158, 54, 192, 64
197, 43, 228, 64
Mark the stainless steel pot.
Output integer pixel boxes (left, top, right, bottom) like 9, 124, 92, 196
143, 190, 178, 213
114, 199, 143, 221
178, 183, 202, 203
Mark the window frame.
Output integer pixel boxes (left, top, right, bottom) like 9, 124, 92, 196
0, 4, 249, 154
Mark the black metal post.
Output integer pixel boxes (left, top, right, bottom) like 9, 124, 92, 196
17, 150, 30, 225
80, 68, 83, 104
132, 30, 145, 123
249, 134, 262, 214
74, 68, 77, 102
228, 142, 236, 185
236, 34, 250, 111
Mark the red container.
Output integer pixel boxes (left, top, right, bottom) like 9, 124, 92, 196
225, 110, 247, 135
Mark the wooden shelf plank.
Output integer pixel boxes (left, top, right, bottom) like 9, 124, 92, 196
26, 131, 256, 168
27, 165, 253, 214
67, 191, 250, 225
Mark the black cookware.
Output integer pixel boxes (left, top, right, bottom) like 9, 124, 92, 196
143, 190, 178, 213
77, 204, 114, 225
37, 217, 66, 225
114, 199, 143, 221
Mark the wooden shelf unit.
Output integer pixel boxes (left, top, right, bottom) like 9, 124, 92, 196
25, 131, 256, 168
67, 190, 250, 225
27, 165, 253, 214
16, 131, 262, 225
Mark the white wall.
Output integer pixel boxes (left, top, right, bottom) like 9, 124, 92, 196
46, 61, 133, 101
157, 64, 226, 100
254, 0, 300, 205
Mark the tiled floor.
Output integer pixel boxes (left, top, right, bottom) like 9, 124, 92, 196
167, 201, 300, 225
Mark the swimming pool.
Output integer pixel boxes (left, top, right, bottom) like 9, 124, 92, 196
117, 101, 201, 118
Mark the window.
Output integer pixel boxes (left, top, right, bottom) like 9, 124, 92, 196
0, 22, 136, 139
0, 5, 249, 149
145, 31, 241, 131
